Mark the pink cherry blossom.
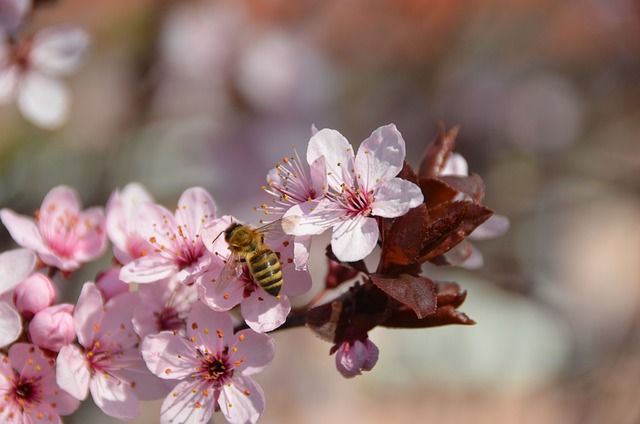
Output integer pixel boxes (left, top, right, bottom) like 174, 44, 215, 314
95, 267, 130, 301
0, 185, 107, 272
56, 283, 168, 420
334, 338, 379, 379
0, 343, 79, 423
260, 140, 326, 270
283, 124, 424, 262
0, 25, 89, 128
0, 248, 36, 348
200, 215, 312, 333
28, 303, 75, 352
0, 0, 31, 34
133, 277, 198, 339
141, 302, 275, 424
119, 187, 218, 286
105, 182, 155, 265
14, 273, 55, 319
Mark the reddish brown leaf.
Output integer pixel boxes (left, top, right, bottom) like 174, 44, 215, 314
397, 160, 419, 185
418, 122, 459, 179
306, 299, 347, 343
433, 281, 468, 309
369, 274, 437, 319
382, 303, 475, 328
419, 178, 459, 208
418, 201, 493, 262
379, 204, 430, 270
429, 241, 474, 267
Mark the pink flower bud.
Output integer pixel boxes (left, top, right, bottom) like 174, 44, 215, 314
14, 273, 55, 319
335, 338, 379, 379
28, 304, 75, 352
96, 268, 129, 301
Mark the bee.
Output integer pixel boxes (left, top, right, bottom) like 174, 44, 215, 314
218, 221, 284, 297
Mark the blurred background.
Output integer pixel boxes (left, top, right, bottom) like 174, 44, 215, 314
2, 0, 640, 423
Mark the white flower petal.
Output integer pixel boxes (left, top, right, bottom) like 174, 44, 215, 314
90, 372, 140, 420
241, 291, 290, 333
31, 26, 90, 75
441, 152, 469, 176
0, 248, 36, 293
219, 376, 265, 424
307, 128, 354, 191
0, 65, 18, 103
371, 177, 423, 218
282, 199, 339, 236
159, 380, 214, 424
56, 344, 91, 400
17, 71, 69, 129
0, 301, 21, 348
331, 215, 378, 262
356, 124, 406, 187
469, 214, 510, 240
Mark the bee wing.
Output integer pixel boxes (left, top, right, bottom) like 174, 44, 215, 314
215, 252, 244, 285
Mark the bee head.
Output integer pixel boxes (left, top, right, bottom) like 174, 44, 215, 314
224, 223, 243, 244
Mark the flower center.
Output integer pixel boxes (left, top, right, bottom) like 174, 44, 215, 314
12, 378, 41, 410
338, 185, 373, 217
198, 351, 233, 386
158, 307, 185, 332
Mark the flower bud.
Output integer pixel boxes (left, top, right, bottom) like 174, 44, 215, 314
96, 268, 129, 301
14, 273, 55, 319
28, 304, 75, 352
335, 338, 379, 379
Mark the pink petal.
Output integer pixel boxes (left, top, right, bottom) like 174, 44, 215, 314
174, 187, 218, 239
0, 248, 36, 293
31, 26, 90, 75
97, 292, 139, 349
0, 65, 18, 102
460, 244, 485, 270
219, 376, 265, 424
186, 302, 234, 347
141, 332, 200, 380
241, 290, 290, 333
307, 128, 354, 191
0, 301, 21, 348
280, 263, 312, 297
356, 124, 406, 187
370, 177, 423, 218
331, 215, 378, 262
132, 201, 179, 256
0, 208, 47, 254
41, 185, 81, 215
282, 199, 339, 236
441, 152, 469, 176
18, 71, 69, 129
0, 0, 31, 34
199, 270, 244, 311
73, 206, 107, 262
231, 330, 275, 376
56, 344, 91, 400
116, 361, 173, 401
469, 214, 510, 240
119, 255, 178, 284
73, 283, 104, 348
9, 343, 54, 380
89, 372, 140, 420
159, 380, 215, 424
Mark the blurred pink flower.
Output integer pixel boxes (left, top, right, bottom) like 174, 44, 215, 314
200, 215, 312, 333
0, 0, 31, 34
0, 248, 36, 348
284, 124, 424, 262
0, 25, 89, 129
14, 272, 55, 319
0, 343, 79, 422
334, 338, 379, 379
119, 187, 218, 286
106, 182, 155, 265
95, 267, 130, 301
28, 303, 75, 352
0, 185, 107, 272
56, 283, 168, 420
141, 302, 275, 424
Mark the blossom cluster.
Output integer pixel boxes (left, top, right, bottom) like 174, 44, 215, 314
0, 123, 506, 423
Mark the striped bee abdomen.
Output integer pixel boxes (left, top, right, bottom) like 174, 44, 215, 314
247, 247, 283, 297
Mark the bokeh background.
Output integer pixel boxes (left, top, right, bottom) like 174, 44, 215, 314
2, 0, 640, 423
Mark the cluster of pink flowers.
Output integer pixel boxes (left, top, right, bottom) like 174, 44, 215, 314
0, 122, 505, 422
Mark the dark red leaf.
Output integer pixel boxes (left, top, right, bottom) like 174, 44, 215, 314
418, 201, 493, 262
418, 122, 459, 179
429, 241, 474, 267
397, 160, 419, 185
419, 178, 459, 208
382, 304, 475, 328
369, 274, 437, 319
306, 299, 347, 343
379, 204, 430, 270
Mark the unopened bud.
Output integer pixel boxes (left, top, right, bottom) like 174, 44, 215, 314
28, 303, 75, 352
14, 273, 55, 319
